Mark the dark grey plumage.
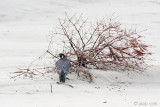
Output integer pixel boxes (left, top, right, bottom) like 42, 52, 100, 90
56, 53, 71, 83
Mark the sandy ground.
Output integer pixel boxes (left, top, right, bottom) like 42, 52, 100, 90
0, 0, 160, 107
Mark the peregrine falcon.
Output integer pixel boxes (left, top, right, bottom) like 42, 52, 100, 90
56, 53, 71, 83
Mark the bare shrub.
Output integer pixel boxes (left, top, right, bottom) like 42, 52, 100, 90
50, 14, 151, 71
12, 14, 151, 82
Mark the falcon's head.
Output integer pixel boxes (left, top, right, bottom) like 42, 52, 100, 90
58, 53, 66, 59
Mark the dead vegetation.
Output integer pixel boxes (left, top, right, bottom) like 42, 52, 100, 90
12, 13, 151, 82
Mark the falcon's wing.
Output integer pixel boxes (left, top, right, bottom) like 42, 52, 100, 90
56, 58, 71, 74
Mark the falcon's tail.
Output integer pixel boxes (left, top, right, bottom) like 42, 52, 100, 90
60, 70, 65, 83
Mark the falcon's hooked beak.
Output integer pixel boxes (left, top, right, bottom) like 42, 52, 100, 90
58, 54, 60, 57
